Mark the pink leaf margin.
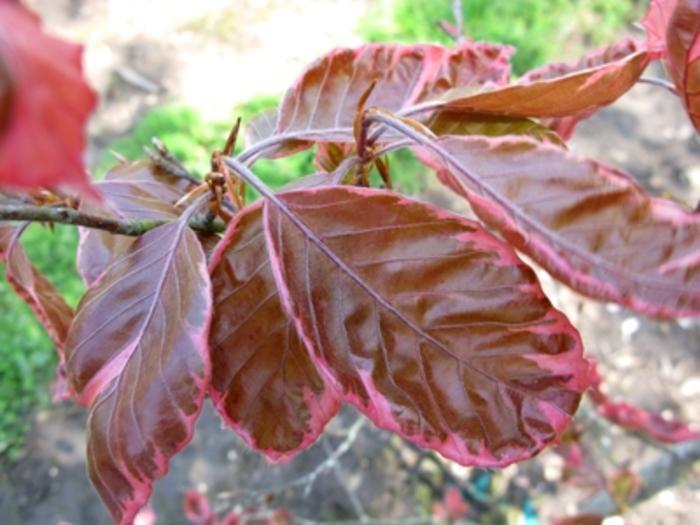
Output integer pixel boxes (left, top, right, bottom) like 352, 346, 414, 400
588, 362, 700, 444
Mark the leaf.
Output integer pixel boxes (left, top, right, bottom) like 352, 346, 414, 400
77, 161, 189, 286
427, 111, 565, 145
516, 38, 645, 139
421, 135, 700, 317
439, 39, 648, 130
183, 490, 216, 525
642, 0, 678, 55
666, 0, 700, 132
588, 363, 700, 443
262, 186, 589, 467
0, 54, 11, 133
0, 3, 98, 198
315, 143, 357, 173
271, 42, 513, 155
105, 157, 196, 193
1, 224, 74, 400
245, 108, 278, 147
209, 203, 340, 460
64, 211, 212, 524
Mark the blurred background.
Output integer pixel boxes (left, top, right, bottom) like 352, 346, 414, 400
3, 1, 700, 524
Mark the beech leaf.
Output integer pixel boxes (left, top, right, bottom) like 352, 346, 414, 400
1, 224, 74, 400
271, 42, 513, 155
421, 135, 700, 317
64, 210, 212, 524
516, 38, 644, 139
589, 363, 700, 443
262, 186, 589, 467
209, 203, 340, 460
642, 0, 679, 56
0, 3, 98, 197
427, 111, 565, 145
666, 0, 700, 132
77, 161, 190, 286
438, 38, 648, 132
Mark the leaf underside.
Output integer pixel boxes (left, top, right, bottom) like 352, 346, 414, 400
422, 135, 700, 317
65, 214, 212, 524
264, 186, 589, 467
666, 0, 700, 132
1, 225, 74, 399
209, 203, 340, 461
77, 160, 190, 286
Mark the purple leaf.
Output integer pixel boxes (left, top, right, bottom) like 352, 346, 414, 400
270, 42, 513, 155
666, 0, 700, 132
642, 0, 678, 56
260, 185, 589, 467
65, 210, 212, 524
209, 203, 340, 461
438, 38, 649, 134
1, 224, 75, 400
418, 135, 700, 317
589, 363, 700, 443
77, 160, 189, 286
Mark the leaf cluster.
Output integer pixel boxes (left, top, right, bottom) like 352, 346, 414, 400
1, 1, 700, 524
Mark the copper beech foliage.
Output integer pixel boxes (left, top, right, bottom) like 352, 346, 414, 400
0, 2, 97, 198
2, 1, 700, 523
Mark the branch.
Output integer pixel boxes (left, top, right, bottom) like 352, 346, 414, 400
638, 77, 679, 96
0, 204, 225, 236
453, 0, 465, 43
577, 439, 700, 515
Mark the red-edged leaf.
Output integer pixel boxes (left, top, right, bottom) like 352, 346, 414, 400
104, 158, 196, 192
438, 39, 648, 131
642, 0, 679, 56
262, 186, 589, 467
515, 38, 644, 140
271, 42, 513, 155
209, 203, 340, 461
666, 0, 700, 131
1, 224, 74, 399
588, 363, 700, 443
64, 211, 212, 524
245, 108, 278, 147
420, 135, 700, 317
77, 161, 190, 286
0, 3, 98, 197
183, 490, 217, 525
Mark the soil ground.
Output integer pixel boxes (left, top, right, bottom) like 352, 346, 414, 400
1, 2, 699, 524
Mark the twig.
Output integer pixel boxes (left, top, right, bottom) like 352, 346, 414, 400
638, 77, 679, 96
296, 517, 438, 525
452, 0, 465, 43
577, 439, 700, 515
0, 203, 225, 236
298, 418, 366, 497
322, 439, 369, 522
